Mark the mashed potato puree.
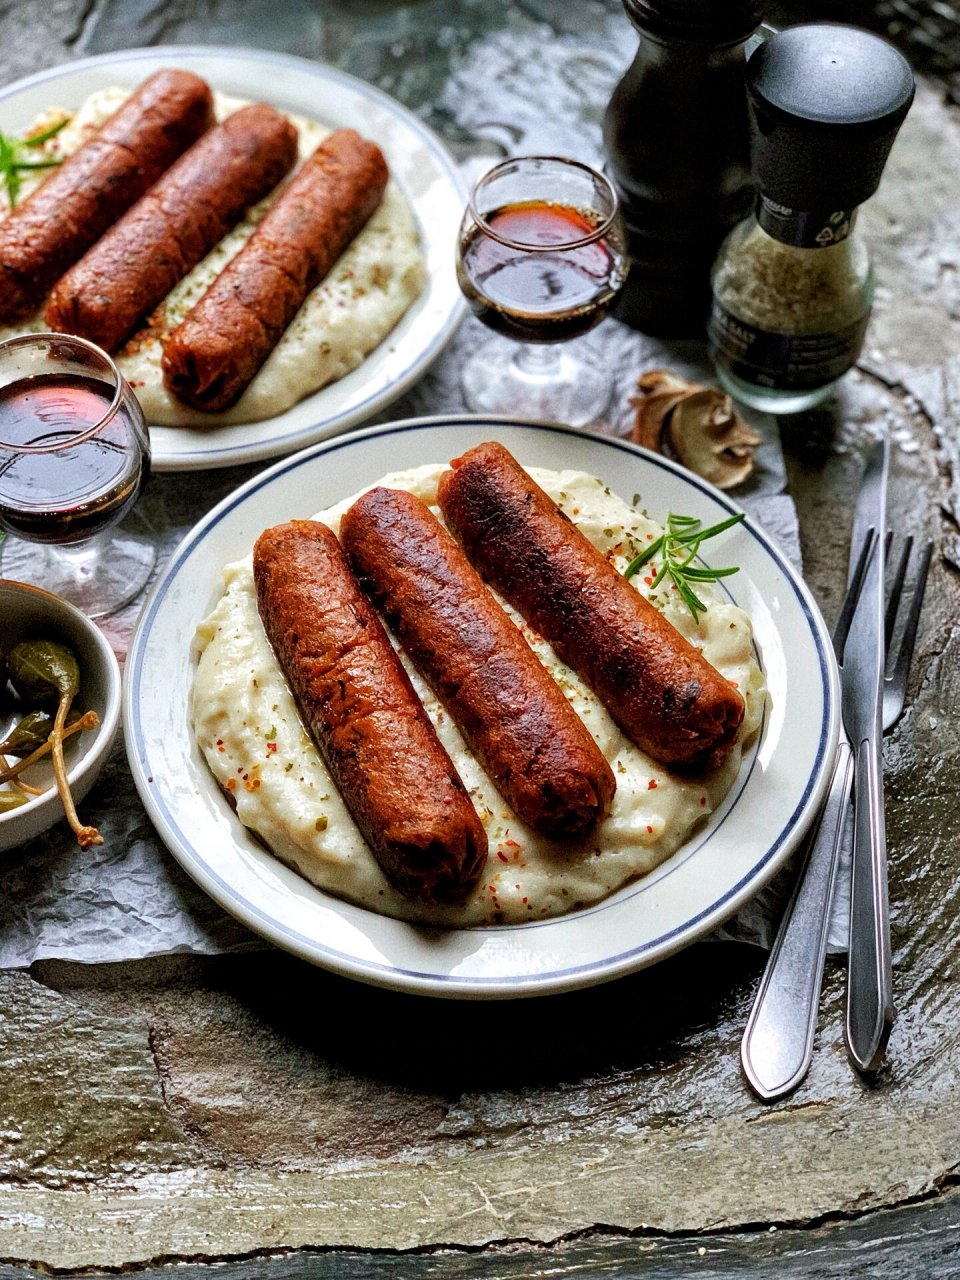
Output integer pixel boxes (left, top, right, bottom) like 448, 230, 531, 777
0, 88, 426, 426
192, 464, 767, 928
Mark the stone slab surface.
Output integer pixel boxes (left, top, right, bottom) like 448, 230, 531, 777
1, 0, 960, 1274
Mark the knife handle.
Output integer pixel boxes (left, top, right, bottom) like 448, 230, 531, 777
740, 740, 853, 1101
845, 737, 894, 1073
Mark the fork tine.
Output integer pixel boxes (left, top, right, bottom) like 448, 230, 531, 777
885, 539, 933, 724
834, 529, 877, 660
885, 533, 913, 651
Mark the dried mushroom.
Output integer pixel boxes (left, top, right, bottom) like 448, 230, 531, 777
630, 369, 761, 490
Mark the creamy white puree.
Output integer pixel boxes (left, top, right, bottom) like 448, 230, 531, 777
0, 88, 426, 426
192, 465, 766, 927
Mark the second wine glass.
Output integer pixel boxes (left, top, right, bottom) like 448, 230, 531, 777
456, 155, 627, 427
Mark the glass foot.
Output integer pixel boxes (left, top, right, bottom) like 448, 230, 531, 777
1, 509, 157, 620
461, 337, 612, 427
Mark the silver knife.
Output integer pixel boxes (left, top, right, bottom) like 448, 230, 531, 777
843, 438, 891, 1072
740, 440, 887, 1100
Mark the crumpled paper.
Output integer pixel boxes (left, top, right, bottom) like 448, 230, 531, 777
0, 328, 835, 970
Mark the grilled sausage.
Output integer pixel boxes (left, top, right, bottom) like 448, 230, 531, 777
162, 128, 389, 412
253, 519, 488, 904
0, 69, 214, 325
341, 487, 616, 838
45, 103, 298, 352
437, 442, 745, 772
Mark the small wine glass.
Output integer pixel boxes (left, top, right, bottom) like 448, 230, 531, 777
0, 333, 155, 619
456, 155, 628, 427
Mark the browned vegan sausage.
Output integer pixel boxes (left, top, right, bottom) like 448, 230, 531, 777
45, 103, 298, 352
341, 487, 616, 838
0, 69, 214, 324
437, 442, 745, 772
253, 519, 488, 904
161, 128, 389, 412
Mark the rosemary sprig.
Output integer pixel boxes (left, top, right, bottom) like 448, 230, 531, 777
624, 511, 746, 619
0, 116, 69, 209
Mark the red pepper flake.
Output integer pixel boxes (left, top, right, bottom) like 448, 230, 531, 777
225, 778, 236, 792
646, 824, 653, 834
216, 738, 223, 746
505, 838, 520, 848
497, 850, 509, 863
699, 795, 706, 806
648, 779, 658, 790
265, 741, 278, 754
643, 576, 653, 586
521, 897, 528, 904
647, 532, 654, 540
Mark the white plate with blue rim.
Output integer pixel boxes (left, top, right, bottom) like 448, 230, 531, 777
124, 417, 840, 998
0, 47, 465, 471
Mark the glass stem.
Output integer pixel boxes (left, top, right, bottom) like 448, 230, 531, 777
513, 343, 562, 381
54, 535, 105, 577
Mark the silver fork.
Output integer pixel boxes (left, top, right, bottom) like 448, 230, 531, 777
740, 531, 932, 1102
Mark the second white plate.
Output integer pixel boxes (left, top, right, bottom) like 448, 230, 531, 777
0, 47, 466, 471
124, 418, 839, 997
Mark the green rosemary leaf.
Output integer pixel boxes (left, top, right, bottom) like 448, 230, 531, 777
674, 513, 746, 544
0, 121, 66, 209
679, 564, 741, 581
12, 160, 61, 172
624, 533, 664, 579
23, 117, 69, 147
673, 573, 707, 617
622, 510, 745, 619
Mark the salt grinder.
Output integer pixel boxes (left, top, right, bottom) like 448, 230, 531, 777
709, 23, 915, 413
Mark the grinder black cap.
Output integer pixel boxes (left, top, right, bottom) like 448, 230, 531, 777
746, 23, 915, 210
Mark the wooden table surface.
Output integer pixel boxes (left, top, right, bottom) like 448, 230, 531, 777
1, 2, 960, 1276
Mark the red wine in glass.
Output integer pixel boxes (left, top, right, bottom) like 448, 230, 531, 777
0, 372, 149, 545
455, 156, 627, 426
0, 332, 154, 619
458, 200, 624, 343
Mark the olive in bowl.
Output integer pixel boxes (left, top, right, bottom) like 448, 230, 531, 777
0, 579, 121, 853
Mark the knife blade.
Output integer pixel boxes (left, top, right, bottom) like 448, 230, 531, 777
842, 437, 891, 1073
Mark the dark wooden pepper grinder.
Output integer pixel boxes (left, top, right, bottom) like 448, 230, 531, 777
603, 0, 763, 337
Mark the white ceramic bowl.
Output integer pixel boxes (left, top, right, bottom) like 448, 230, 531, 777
0, 579, 121, 852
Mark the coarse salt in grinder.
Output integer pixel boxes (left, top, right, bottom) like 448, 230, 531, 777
708, 23, 914, 414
